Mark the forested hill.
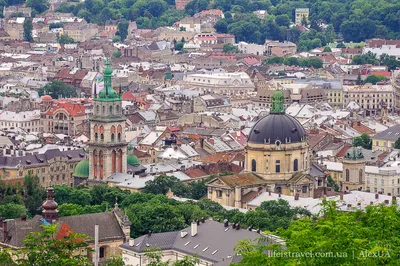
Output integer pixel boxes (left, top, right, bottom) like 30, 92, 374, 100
2, 0, 400, 43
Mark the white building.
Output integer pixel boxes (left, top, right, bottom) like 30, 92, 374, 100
0, 110, 41, 133
184, 72, 255, 94
238, 41, 265, 56
364, 39, 400, 60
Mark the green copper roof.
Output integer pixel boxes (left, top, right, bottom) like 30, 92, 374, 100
127, 145, 134, 151
271, 90, 285, 113
127, 154, 140, 166
344, 147, 364, 160
73, 159, 89, 178
96, 58, 120, 101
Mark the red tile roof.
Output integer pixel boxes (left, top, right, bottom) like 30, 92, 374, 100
45, 100, 86, 117
197, 152, 243, 163
185, 168, 208, 178
243, 57, 260, 66
336, 145, 352, 157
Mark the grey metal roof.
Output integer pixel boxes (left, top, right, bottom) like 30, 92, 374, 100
372, 125, 400, 141
0, 148, 86, 169
120, 220, 268, 265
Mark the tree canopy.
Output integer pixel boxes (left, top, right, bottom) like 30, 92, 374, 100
233, 201, 400, 265
353, 134, 372, 150
38, 80, 77, 98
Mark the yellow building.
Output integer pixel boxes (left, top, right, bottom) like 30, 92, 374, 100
372, 125, 400, 151
295, 8, 309, 24
0, 149, 86, 187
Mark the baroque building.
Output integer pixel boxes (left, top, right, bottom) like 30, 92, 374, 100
89, 59, 127, 181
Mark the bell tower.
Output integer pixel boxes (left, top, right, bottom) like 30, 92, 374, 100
89, 58, 127, 181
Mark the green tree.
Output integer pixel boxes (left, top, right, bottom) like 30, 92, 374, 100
113, 35, 122, 43
275, 14, 290, 27
364, 74, 387, 85
174, 42, 184, 51
327, 175, 339, 192
0, 203, 27, 219
173, 255, 200, 266
356, 73, 363, 85
143, 175, 179, 195
323, 46, 332, 52
58, 34, 75, 44
116, 20, 129, 41
23, 174, 45, 216
27, 0, 49, 14
38, 80, 77, 98
263, 56, 284, 65
112, 50, 122, 58
23, 18, 33, 42
395, 137, 400, 149
223, 43, 239, 53
353, 133, 372, 150
17, 224, 91, 265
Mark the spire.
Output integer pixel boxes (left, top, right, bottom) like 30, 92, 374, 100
271, 90, 285, 114
42, 186, 59, 223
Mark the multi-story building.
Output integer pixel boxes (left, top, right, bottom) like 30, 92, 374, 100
372, 125, 400, 151
265, 40, 297, 57
3, 6, 31, 18
4, 18, 24, 40
194, 33, 217, 45
294, 78, 344, 107
184, 72, 255, 94
193, 94, 232, 113
343, 83, 394, 116
0, 148, 86, 187
0, 110, 41, 132
63, 22, 99, 42
89, 59, 128, 181
178, 17, 201, 33
295, 8, 309, 24
365, 166, 400, 196
254, 83, 327, 108
40, 96, 88, 136
364, 39, 400, 60
237, 41, 265, 55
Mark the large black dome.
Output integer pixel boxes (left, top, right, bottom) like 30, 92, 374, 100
248, 113, 306, 144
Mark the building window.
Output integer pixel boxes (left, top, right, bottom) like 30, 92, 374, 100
109, 106, 113, 115
294, 159, 298, 171
276, 160, 281, 173
102, 106, 105, 115
251, 159, 256, 172
302, 186, 307, 193
118, 133, 121, 142
111, 133, 115, 142
345, 169, 350, 182
216, 190, 222, 198
375, 178, 377, 185
95, 133, 98, 141
381, 179, 384, 185
359, 169, 363, 183
101, 134, 104, 142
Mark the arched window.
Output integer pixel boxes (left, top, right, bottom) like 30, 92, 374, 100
109, 106, 112, 115
346, 169, 350, 182
276, 160, 281, 173
294, 159, 298, 171
251, 159, 256, 172
111, 133, 115, 142
102, 106, 105, 115
96, 105, 99, 114
112, 150, 116, 173
117, 133, 121, 142
359, 169, 363, 183
116, 105, 119, 113
95, 133, 98, 141
101, 134, 104, 142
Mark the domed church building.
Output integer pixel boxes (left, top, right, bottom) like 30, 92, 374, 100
245, 91, 326, 197
206, 91, 327, 208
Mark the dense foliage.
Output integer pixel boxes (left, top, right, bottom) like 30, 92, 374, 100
38, 80, 77, 98
263, 56, 323, 68
233, 201, 400, 265
353, 133, 372, 150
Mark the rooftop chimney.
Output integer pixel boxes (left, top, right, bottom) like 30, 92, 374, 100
340, 194, 343, 201
375, 193, 379, 199
201, 217, 205, 223
191, 221, 197, 237
247, 226, 252, 231
148, 230, 152, 237
20, 215, 27, 222
129, 238, 135, 246
2, 219, 7, 243
294, 193, 299, 201
278, 193, 281, 198
236, 224, 240, 230
232, 223, 236, 229
223, 219, 228, 227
